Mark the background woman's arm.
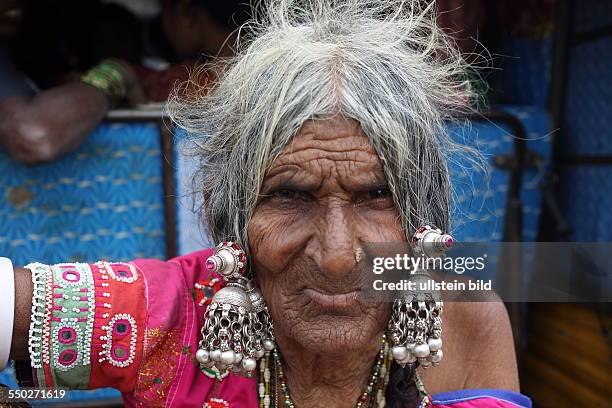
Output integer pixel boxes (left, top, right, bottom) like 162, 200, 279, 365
0, 60, 145, 165
0, 83, 109, 164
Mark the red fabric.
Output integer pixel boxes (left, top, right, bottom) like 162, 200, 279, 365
88, 262, 147, 391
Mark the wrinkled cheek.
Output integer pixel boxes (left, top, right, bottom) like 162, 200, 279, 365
248, 211, 318, 330
247, 208, 312, 279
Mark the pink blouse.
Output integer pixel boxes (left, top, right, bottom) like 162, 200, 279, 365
24, 249, 531, 408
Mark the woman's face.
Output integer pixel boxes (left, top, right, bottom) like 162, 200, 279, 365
248, 117, 405, 354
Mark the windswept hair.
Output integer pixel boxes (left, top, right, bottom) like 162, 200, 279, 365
169, 1, 479, 405
168, 0, 473, 246
169, 0, 478, 249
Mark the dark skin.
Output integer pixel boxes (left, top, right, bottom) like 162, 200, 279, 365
0, 83, 109, 164
248, 117, 519, 406
11, 117, 519, 405
0, 0, 145, 164
0, 63, 145, 165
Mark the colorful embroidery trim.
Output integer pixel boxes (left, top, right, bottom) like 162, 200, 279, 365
25, 262, 98, 388
49, 263, 96, 372
201, 366, 229, 381
194, 278, 222, 307
26, 263, 51, 369
52, 321, 83, 372
204, 398, 230, 408
26, 261, 145, 390
97, 261, 139, 283
99, 313, 138, 367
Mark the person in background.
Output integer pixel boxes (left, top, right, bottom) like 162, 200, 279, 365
140, 0, 252, 102
155, 0, 250, 61
0, 0, 145, 165
0, 0, 252, 164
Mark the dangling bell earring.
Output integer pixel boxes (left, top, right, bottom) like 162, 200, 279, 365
195, 242, 266, 378
388, 225, 452, 369
247, 282, 276, 354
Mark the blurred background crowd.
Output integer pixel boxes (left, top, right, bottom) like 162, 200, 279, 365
0, 0, 610, 407
0, 0, 557, 164
0, 0, 253, 164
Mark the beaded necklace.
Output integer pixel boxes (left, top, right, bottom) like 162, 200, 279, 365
258, 335, 392, 408
415, 370, 433, 408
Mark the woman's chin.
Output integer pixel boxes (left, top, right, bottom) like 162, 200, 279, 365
295, 319, 379, 354
276, 304, 389, 355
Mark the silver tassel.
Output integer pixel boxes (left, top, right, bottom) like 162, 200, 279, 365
388, 226, 451, 369
247, 283, 276, 354
195, 242, 262, 377
196, 283, 256, 375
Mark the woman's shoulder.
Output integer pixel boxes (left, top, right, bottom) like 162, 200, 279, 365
432, 389, 531, 408
168, 248, 215, 266
420, 295, 520, 395
444, 295, 514, 345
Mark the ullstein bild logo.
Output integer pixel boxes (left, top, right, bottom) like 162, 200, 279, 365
371, 278, 493, 292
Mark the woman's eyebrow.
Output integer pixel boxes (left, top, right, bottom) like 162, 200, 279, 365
338, 168, 388, 191
260, 176, 321, 194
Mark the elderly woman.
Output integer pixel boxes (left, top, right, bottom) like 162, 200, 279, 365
2, 0, 527, 407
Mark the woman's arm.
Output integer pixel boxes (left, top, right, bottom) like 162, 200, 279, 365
461, 300, 520, 391
0, 60, 145, 165
4, 257, 200, 403
10, 267, 32, 361
420, 298, 520, 395
0, 83, 109, 164
6, 261, 148, 390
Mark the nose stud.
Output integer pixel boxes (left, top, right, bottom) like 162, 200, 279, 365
354, 248, 364, 263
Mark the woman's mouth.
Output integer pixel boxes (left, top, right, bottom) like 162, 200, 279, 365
303, 288, 361, 310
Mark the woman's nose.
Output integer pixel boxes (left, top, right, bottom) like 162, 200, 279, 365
316, 203, 358, 281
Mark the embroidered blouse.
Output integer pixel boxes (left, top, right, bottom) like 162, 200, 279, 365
21, 249, 531, 408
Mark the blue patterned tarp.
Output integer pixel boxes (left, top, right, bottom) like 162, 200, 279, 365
560, 3, 612, 241
561, 165, 612, 242
450, 106, 551, 244
564, 38, 612, 157
499, 37, 553, 108
0, 123, 167, 265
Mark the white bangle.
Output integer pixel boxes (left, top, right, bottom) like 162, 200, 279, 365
0, 257, 15, 371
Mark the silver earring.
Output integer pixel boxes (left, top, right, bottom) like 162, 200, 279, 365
247, 283, 276, 353
195, 242, 274, 378
388, 226, 451, 369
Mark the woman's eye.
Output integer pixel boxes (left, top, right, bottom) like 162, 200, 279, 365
270, 189, 309, 201
367, 187, 391, 200
355, 187, 393, 208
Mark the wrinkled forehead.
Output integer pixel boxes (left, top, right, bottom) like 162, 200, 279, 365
264, 117, 387, 189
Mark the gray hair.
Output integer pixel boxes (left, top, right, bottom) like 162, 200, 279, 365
169, 0, 479, 249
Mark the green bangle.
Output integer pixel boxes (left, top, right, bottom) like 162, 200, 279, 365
81, 60, 128, 105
